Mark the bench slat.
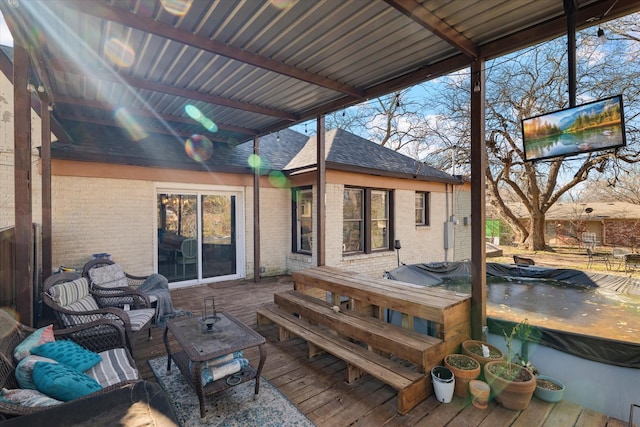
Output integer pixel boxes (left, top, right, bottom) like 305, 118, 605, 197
292, 267, 470, 325
256, 304, 431, 414
274, 290, 442, 370
257, 305, 423, 388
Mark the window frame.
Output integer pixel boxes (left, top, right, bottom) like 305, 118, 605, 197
343, 186, 394, 255
292, 187, 313, 254
415, 191, 430, 226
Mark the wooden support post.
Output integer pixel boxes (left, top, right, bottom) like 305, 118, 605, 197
470, 58, 486, 340
346, 364, 365, 383
13, 39, 34, 326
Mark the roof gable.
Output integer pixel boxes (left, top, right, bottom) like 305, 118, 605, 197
286, 128, 460, 183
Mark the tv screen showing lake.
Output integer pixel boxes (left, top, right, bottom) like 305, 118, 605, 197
522, 95, 625, 161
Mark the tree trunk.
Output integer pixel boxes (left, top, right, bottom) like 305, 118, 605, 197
528, 212, 547, 250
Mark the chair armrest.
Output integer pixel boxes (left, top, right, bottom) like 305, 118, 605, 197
54, 318, 129, 354
91, 287, 151, 309
124, 273, 147, 288
42, 294, 134, 335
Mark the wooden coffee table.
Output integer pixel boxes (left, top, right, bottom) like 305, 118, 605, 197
163, 312, 267, 418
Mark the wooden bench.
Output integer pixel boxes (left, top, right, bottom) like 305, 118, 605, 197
292, 266, 470, 345
256, 304, 429, 415
273, 290, 442, 371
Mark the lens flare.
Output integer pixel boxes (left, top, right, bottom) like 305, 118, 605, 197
104, 38, 136, 68
247, 154, 272, 175
114, 107, 147, 141
268, 171, 290, 188
270, 0, 296, 10
247, 154, 262, 169
185, 104, 202, 121
184, 104, 218, 133
185, 134, 213, 162
160, 0, 193, 16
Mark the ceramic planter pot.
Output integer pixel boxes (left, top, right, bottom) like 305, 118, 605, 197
444, 354, 480, 398
484, 361, 536, 410
461, 340, 504, 370
534, 375, 565, 403
469, 379, 491, 409
431, 366, 455, 403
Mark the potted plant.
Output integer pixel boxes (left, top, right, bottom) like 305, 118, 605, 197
483, 319, 536, 410
512, 333, 566, 404
444, 353, 480, 398
534, 375, 565, 403
461, 339, 504, 369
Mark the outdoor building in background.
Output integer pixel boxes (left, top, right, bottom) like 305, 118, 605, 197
492, 202, 640, 249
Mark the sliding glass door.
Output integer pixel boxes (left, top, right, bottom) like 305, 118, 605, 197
157, 191, 239, 283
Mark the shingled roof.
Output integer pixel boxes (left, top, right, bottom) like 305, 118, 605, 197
285, 128, 461, 184
50, 122, 461, 184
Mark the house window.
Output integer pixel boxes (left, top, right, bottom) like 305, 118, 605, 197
293, 188, 313, 254
343, 187, 393, 254
371, 190, 389, 250
415, 192, 430, 226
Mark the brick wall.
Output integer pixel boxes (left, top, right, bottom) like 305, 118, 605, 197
51, 176, 155, 275
256, 187, 293, 277
604, 220, 640, 248
287, 183, 460, 278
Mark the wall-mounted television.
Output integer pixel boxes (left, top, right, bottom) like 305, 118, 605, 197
521, 95, 626, 162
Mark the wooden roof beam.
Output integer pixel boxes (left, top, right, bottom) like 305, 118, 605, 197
66, 0, 364, 98
384, 0, 479, 58
47, 58, 298, 121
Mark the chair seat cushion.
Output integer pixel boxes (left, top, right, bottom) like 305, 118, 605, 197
13, 324, 55, 361
86, 348, 139, 387
32, 362, 102, 401
127, 309, 156, 331
31, 340, 102, 372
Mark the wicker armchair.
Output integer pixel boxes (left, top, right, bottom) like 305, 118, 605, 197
42, 272, 155, 356
0, 309, 140, 417
82, 258, 155, 309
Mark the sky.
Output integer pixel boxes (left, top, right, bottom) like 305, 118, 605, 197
0, 13, 12, 46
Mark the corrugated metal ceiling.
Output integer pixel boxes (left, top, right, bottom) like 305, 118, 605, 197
1, 0, 637, 147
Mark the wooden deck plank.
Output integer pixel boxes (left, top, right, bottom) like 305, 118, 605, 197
477, 403, 521, 427
511, 397, 555, 427
575, 407, 610, 427
413, 395, 468, 426
120, 275, 625, 427
543, 399, 583, 427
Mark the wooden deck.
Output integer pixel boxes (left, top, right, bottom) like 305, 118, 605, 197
133, 275, 627, 427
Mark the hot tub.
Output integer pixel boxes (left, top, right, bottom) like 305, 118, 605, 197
385, 262, 640, 421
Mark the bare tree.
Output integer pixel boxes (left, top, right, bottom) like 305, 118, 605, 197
417, 17, 640, 250
293, 14, 640, 250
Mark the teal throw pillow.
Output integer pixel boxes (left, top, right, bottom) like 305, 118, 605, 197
32, 362, 102, 401
15, 355, 58, 389
31, 340, 102, 372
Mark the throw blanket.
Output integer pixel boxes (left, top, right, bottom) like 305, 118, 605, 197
138, 274, 185, 328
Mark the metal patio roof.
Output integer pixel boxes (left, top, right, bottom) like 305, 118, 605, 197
2, 0, 639, 148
